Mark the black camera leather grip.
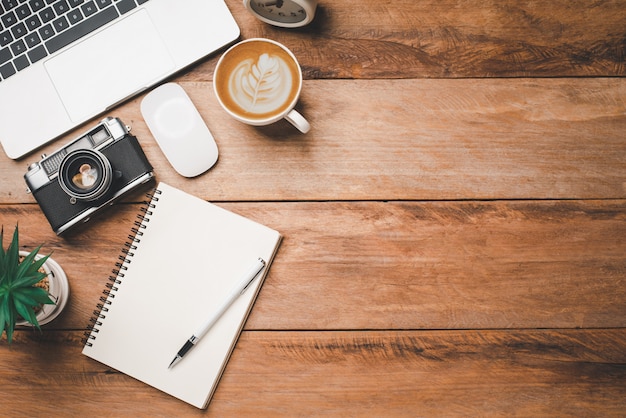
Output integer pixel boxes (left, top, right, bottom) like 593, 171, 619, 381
32, 134, 153, 234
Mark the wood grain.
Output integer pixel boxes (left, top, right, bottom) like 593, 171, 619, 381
180, 0, 626, 80
1, 199, 623, 331
0, 1, 624, 415
3, 78, 625, 203
1, 330, 625, 416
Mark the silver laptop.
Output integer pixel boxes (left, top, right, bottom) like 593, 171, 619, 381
0, 0, 240, 159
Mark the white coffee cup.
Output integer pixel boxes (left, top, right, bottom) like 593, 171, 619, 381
213, 38, 310, 133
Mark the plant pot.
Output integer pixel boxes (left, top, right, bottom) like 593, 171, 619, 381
15, 251, 70, 327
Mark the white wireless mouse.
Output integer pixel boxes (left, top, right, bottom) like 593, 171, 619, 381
140, 83, 218, 177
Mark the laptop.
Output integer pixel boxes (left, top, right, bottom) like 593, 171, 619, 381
0, 0, 240, 159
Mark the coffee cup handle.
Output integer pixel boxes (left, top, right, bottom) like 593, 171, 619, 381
285, 109, 311, 134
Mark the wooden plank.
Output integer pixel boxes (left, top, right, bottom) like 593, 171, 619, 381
1, 199, 624, 331
2, 78, 625, 203
0, 2, 623, 416
1, 329, 625, 416
188, 0, 626, 79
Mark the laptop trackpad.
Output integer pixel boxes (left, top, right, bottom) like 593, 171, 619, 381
45, 10, 175, 122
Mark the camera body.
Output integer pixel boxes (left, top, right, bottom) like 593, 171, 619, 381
25, 117, 154, 235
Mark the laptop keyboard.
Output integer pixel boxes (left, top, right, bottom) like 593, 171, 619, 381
0, 0, 150, 81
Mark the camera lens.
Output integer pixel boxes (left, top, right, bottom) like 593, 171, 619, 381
58, 149, 112, 201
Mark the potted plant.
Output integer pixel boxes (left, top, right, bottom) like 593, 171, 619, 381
0, 225, 70, 343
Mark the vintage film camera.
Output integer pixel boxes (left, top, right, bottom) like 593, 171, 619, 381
25, 117, 154, 235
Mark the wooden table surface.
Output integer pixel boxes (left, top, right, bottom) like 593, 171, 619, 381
1, 0, 625, 416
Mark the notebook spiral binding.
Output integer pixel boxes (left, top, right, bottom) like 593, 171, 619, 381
83, 188, 162, 346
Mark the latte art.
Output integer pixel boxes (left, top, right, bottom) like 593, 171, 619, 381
230, 53, 293, 114
214, 39, 301, 122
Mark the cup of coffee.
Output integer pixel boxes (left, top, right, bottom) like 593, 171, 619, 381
213, 38, 310, 133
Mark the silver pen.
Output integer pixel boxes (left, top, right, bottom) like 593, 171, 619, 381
168, 257, 266, 369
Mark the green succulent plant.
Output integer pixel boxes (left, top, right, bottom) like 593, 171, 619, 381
0, 225, 55, 344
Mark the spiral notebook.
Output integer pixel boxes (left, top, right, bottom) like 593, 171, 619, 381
82, 182, 281, 409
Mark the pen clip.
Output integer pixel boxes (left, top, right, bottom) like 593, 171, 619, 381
240, 258, 266, 294
240, 278, 256, 294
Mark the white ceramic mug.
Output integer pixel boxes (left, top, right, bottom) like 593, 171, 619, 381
213, 38, 310, 133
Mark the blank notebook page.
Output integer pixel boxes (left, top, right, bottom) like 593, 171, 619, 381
82, 182, 281, 408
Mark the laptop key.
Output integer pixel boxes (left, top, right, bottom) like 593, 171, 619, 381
0, 61, 15, 79
45, 5, 118, 54
1, 0, 18, 11
24, 31, 41, 48
53, 0, 69, 16
95, 0, 112, 9
0, 46, 10, 64
0, 30, 12, 47
25, 14, 42, 31
15, 4, 32, 20
10, 21, 26, 39
13, 53, 29, 71
38, 6, 54, 23
39, 23, 54, 40
115, 0, 135, 15
52, 15, 69, 33
81, 1, 97, 17
28, 43, 47, 63
1, 10, 16, 28
10, 38, 25, 55
29, 0, 46, 12
67, 8, 84, 24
